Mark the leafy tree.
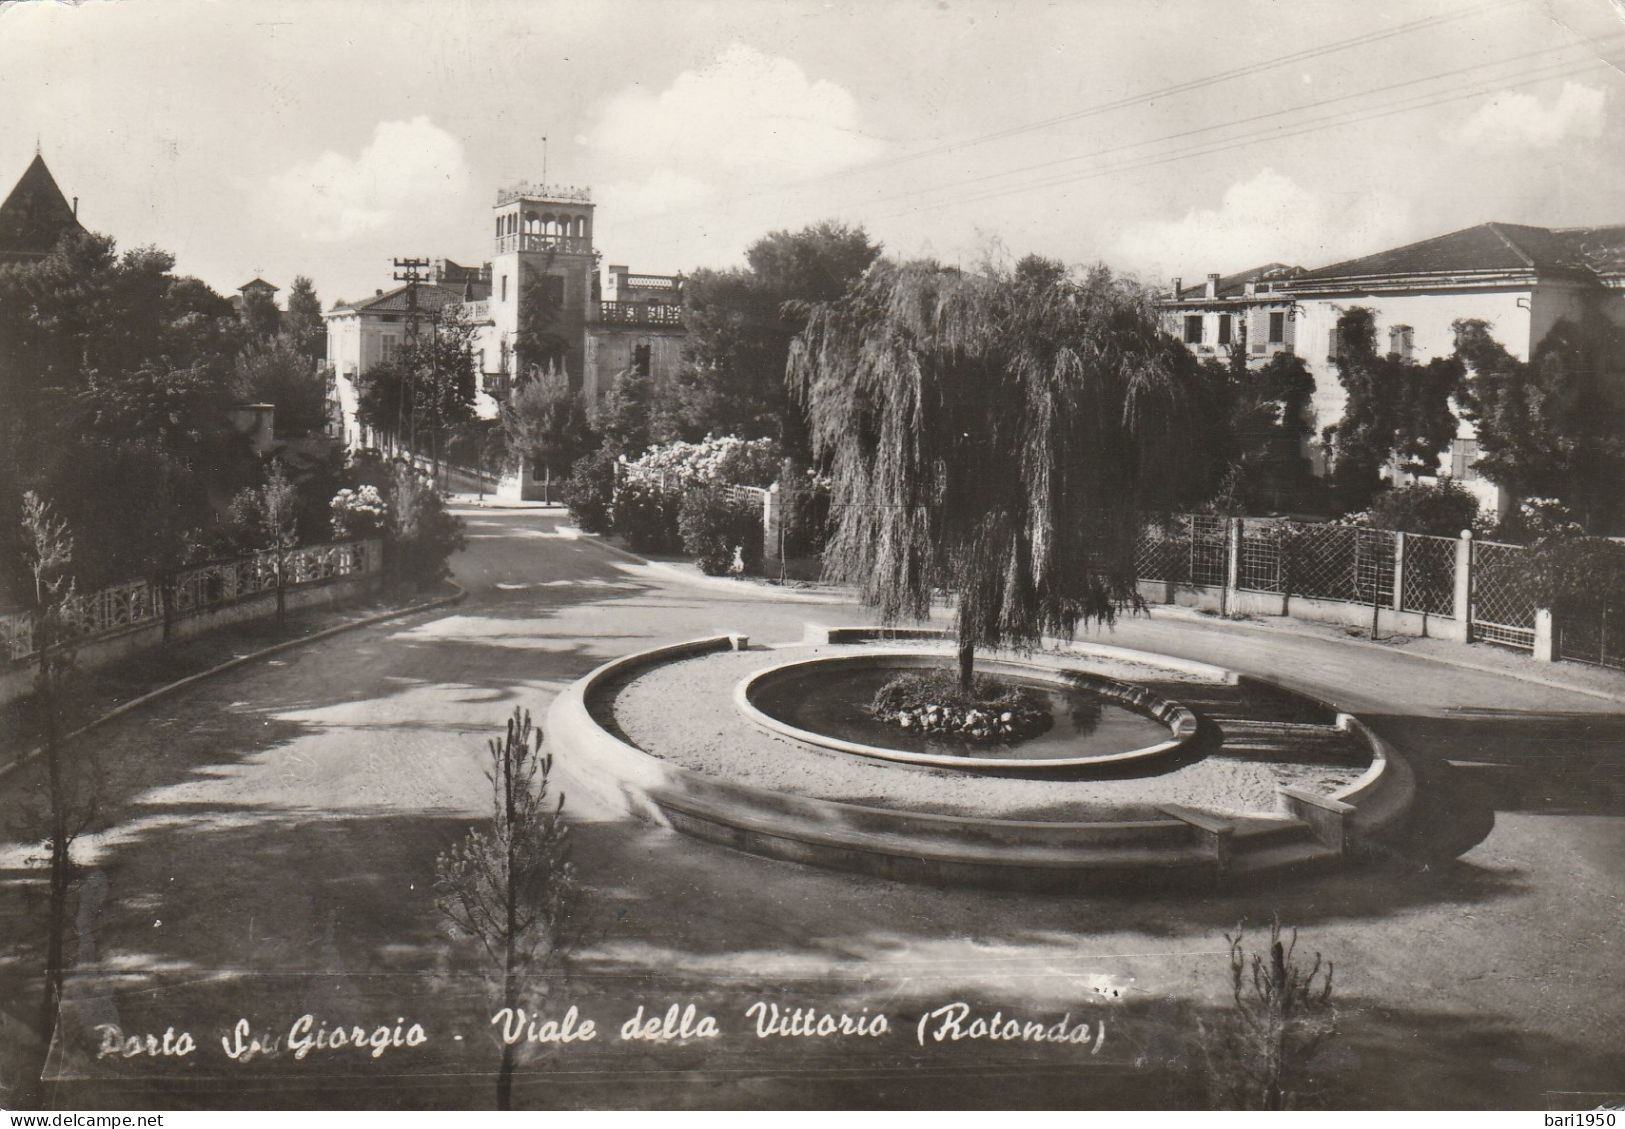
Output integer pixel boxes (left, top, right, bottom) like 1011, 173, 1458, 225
355, 307, 479, 471
0, 232, 254, 594
448, 419, 509, 499
1358, 480, 1483, 537
1324, 307, 1463, 510
596, 363, 653, 457
672, 221, 881, 452
283, 275, 326, 362
232, 335, 328, 437
436, 708, 578, 1111
789, 255, 1203, 693
240, 285, 281, 346
512, 264, 571, 379
1453, 316, 1625, 533
384, 461, 465, 590
0, 235, 274, 600
501, 372, 597, 490
227, 460, 299, 629
562, 448, 617, 534
1196, 344, 1318, 514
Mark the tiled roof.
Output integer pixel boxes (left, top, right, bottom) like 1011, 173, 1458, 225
329, 282, 471, 315
1171, 263, 1302, 301
0, 154, 84, 260
1297, 222, 1621, 283
1553, 223, 1625, 276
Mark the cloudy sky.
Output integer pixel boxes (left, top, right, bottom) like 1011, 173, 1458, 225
1, 0, 1621, 307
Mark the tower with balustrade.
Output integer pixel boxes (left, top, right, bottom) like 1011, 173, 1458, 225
489, 182, 598, 391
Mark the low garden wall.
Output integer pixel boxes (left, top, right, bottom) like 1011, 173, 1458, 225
0, 540, 383, 707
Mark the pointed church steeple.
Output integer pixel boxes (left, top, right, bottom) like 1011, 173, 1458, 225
0, 152, 85, 265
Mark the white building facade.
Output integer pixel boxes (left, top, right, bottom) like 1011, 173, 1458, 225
1159, 222, 1625, 515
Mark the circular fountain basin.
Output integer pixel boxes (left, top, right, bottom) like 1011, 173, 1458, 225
736, 650, 1199, 771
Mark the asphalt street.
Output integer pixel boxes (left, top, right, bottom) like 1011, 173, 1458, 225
3, 505, 1620, 1110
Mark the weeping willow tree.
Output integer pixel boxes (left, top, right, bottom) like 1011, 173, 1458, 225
787, 256, 1204, 692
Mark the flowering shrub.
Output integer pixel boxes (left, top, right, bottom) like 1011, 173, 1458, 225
1490, 497, 1587, 545
678, 487, 763, 576
563, 448, 616, 534
870, 671, 1052, 744
387, 463, 465, 590
628, 435, 781, 489
330, 485, 387, 540
613, 476, 682, 554
783, 468, 832, 558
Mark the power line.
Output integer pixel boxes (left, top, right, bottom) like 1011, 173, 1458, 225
853, 34, 1624, 217
849, 0, 1528, 176
867, 51, 1622, 223
616, 0, 1530, 230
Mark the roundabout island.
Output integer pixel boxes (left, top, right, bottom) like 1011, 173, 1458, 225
549, 625, 1416, 891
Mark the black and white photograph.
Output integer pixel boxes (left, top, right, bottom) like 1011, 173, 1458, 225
0, 0, 1623, 1115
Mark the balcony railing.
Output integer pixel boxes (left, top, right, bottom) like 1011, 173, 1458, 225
496, 182, 593, 206
496, 233, 593, 255
451, 300, 491, 323
596, 301, 684, 327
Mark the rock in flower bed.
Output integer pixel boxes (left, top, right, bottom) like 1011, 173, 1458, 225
869, 670, 1052, 743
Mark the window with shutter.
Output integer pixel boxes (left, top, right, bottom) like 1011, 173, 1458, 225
1389, 325, 1414, 360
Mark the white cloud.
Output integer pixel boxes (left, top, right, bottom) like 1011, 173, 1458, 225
268, 116, 471, 242
1448, 82, 1606, 149
1113, 168, 1414, 278
585, 43, 884, 221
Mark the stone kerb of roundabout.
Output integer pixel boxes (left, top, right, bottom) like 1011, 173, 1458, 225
546, 626, 1416, 891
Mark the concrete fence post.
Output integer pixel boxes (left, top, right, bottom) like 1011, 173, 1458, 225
762, 483, 784, 573
1224, 517, 1241, 616
1454, 529, 1474, 642
1392, 531, 1406, 612
1533, 608, 1555, 662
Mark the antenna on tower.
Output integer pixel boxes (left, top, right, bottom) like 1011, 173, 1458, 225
541, 136, 548, 183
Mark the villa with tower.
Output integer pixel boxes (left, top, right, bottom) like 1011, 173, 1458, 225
324, 180, 687, 496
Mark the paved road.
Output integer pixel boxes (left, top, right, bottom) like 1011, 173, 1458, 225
3, 507, 1621, 1110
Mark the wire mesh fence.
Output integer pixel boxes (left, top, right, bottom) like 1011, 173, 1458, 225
1470, 539, 1537, 651
1237, 519, 1284, 593
1557, 611, 1623, 671
1275, 523, 1395, 607
1400, 533, 1457, 618
1135, 514, 1228, 586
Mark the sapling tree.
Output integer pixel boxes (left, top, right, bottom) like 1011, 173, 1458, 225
501, 371, 597, 500
435, 708, 579, 1110
228, 461, 300, 629
13, 493, 99, 1109
1203, 917, 1336, 1110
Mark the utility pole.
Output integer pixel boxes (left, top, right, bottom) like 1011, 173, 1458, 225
393, 257, 429, 460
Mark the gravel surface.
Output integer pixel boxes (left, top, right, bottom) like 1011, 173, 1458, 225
605, 642, 1368, 820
